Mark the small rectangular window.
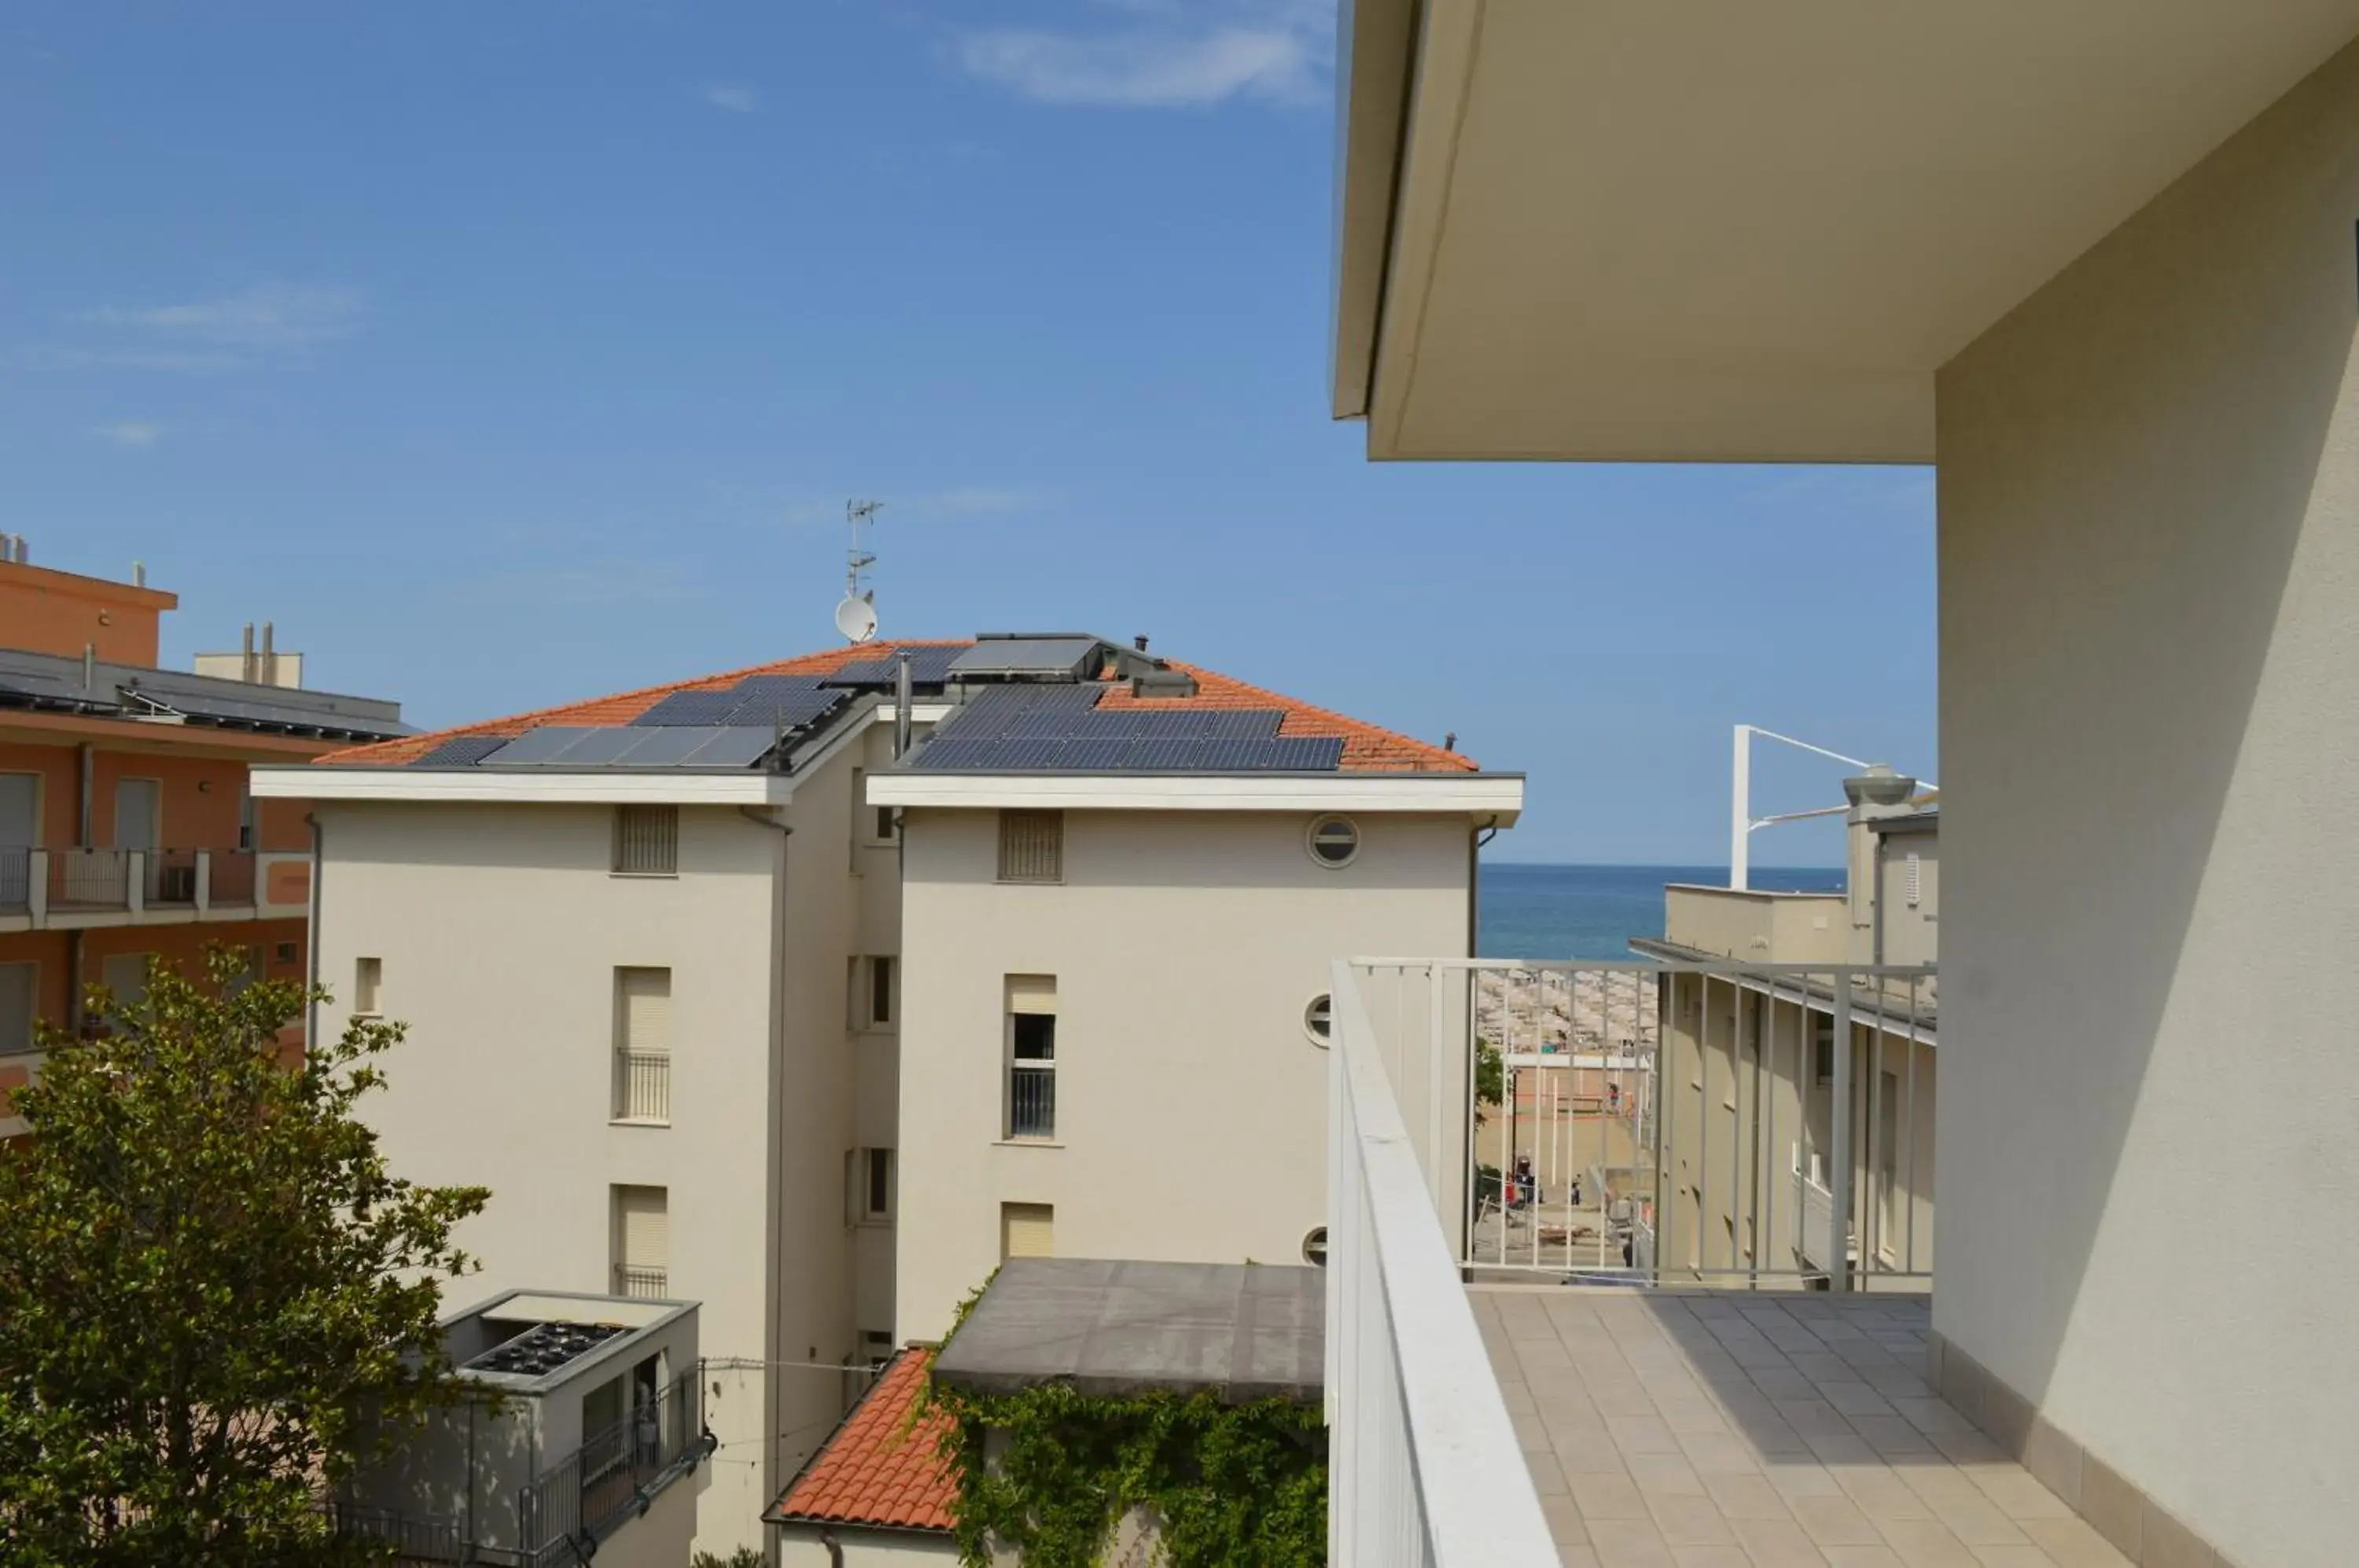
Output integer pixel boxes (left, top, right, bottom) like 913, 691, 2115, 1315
613, 805, 679, 875
614, 968, 672, 1123
1812, 1018, 1835, 1085
0, 962, 37, 1056
1001, 1202, 1054, 1261
613, 1184, 668, 1297
1006, 975, 1057, 1140
866, 1148, 893, 1220
869, 955, 895, 1028
272, 940, 298, 966
849, 767, 865, 870
1904, 851, 1922, 909
875, 806, 896, 841
997, 810, 1062, 884
354, 956, 382, 1017
236, 787, 256, 852
861, 1330, 895, 1367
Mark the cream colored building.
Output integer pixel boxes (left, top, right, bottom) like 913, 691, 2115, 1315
257, 632, 1519, 1557
1637, 782, 1938, 1290
1327, 14, 2359, 1561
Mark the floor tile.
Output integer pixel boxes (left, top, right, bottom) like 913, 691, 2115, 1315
1700, 1472, 1790, 1521
1573, 1474, 1653, 1520
1588, 1515, 1678, 1568
1647, 1492, 1736, 1547
1669, 1548, 1751, 1568
1966, 1467, 2073, 1522
1729, 1515, 1835, 1568
1821, 1549, 1905, 1567
1874, 1518, 1979, 1568
2017, 1518, 2132, 1568
1790, 1493, 1884, 1547
1628, 1452, 1709, 1497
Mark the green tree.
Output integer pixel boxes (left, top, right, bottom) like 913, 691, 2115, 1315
1474, 1038, 1504, 1124
0, 949, 489, 1567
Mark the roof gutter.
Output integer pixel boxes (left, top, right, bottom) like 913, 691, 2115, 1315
1330, 0, 1422, 420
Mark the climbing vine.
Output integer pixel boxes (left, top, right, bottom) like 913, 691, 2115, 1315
926, 1379, 1327, 1568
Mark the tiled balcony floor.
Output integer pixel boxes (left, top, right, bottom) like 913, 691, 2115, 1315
1474, 1286, 2128, 1568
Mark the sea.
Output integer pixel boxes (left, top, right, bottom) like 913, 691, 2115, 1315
1478, 863, 1845, 960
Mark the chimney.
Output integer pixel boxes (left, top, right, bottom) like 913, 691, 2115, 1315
894, 650, 915, 759
240, 623, 256, 685
1133, 635, 1149, 652
132, 560, 145, 588
261, 621, 277, 686
83, 642, 96, 691
1444, 731, 1457, 752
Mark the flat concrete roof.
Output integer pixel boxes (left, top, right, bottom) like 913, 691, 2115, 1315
930, 1258, 1323, 1406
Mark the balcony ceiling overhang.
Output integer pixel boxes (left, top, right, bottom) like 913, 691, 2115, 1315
1333, 2, 2359, 462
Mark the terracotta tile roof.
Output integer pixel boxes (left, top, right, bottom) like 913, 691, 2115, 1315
312, 641, 968, 767
315, 638, 1478, 773
766, 1347, 958, 1534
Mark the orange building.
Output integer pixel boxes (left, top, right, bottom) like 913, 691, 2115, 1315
0, 538, 407, 1119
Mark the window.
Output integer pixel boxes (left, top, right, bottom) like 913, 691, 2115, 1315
113, 778, 160, 852
1006, 976, 1056, 1140
236, 787, 256, 852
849, 768, 865, 870
875, 806, 897, 842
1904, 851, 1922, 908
354, 956, 383, 1017
1000, 1202, 1054, 1261
1303, 992, 1333, 1047
861, 1330, 895, 1367
997, 810, 1063, 883
848, 1147, 895, 1224
867, 955, 896, 1028
0, 963, 35, 1056
100, 952, 152, 1016
613, 804, 678, 875
1305, 815, 1360, 867
1812, 1018, 1835, 1085
614, 967, 672, 1122
613, 1184, 668, 1297
272, 940, 298, 966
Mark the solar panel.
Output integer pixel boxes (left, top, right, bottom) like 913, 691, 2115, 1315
1269, 736, 1345, 771
720, 689, 845, 731
479, 727, 603, 766
948, 637, 1103, 679
613, 726, 730, 766
410, 734, 512, 767
551, 728, 646, 766
822, 660, 895, 687
1054, 737, 1136, 770
1126, 735, 1202, 770
1204, 709, 1284, 738
1194, 738, 1281, 771
680, 727, 781, 767
631, 690, 742, 727
1124, 710, 1216, 738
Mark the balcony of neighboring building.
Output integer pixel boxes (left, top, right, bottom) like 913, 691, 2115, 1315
0, 845, 311, 933
1658, 882, 1850, 966
1326, 956, 2133, 1568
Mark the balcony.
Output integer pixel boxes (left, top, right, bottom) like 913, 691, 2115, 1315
0, 848, 305, 933
611, 1048, 670, 1124
1329, 958, 2117, 1566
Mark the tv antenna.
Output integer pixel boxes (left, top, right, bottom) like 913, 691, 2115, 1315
835, 499, 881, 644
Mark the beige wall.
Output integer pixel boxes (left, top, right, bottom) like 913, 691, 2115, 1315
1873, 831, 1938, 972
779, 1528, 958, 1566
892, 808, 1473, 1342
1663, 885, 1846, 964
1936, 35, 2359, 1567
311, 797, 852, 1557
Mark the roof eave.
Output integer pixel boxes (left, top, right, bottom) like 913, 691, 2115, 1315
1330, 0, 1419, 421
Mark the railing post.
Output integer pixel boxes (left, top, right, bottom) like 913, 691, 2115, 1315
1827, 973, 1855, 1294
194, 850, 212, 917
126, 851, 145, 915
27, 850, 46, 927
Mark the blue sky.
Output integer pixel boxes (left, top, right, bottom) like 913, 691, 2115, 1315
0, 1, 1935, 863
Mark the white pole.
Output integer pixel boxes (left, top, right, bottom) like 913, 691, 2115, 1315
1730, 724, 1752, 891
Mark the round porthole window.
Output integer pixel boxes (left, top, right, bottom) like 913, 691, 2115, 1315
1303, 992, 1334, 1047
1305, 815, 1360, 867
1302, 1227, 1328, 1267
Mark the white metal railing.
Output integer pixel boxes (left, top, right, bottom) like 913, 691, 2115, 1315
1349, 957, 1934, 1293
1327, 959, 1558, 1567
613, 1049, 671, 1123
613, 1264, 668, 1300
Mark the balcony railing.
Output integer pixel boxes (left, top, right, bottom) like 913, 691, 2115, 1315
612, 1049, 670, 1123
521, 1371, 703, 1565
1007, 1063, 1055, 1139
0, 847, 27, 914
48, 848, 130, 911
1347, 957, 1934, 1290
146, 848, 201, 906
1327, 959, 1559, 1566
613, 1264, 668, 1300
207, 848, 257, 905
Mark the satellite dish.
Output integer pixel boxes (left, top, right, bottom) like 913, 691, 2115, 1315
834, 591, 878, 645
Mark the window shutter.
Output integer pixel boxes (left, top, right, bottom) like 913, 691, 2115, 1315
1904, 852, 1922, 908
619, 1186, 668, 1269
619, 968, 672, 1055
1006, 974, 1058, 1016
613, 805, 679, 874
1001, 1202, 1054, 1261
0, 963, 35, 1055
997, 811, 1063, 883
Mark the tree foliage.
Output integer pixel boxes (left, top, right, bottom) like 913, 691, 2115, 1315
0, 949, 489, 1567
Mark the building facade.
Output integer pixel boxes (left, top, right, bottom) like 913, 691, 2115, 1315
0, 547, 406, 1128
261, 632, 1520, 1556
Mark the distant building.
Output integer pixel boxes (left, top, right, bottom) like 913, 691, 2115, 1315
337, 1288, 705, 1568
1634, 771, 1938, 1286
259, 631, 1521, 1555
0, 541, 407, 1129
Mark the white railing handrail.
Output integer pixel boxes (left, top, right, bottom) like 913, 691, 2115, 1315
1352, 955, 1935, 977
1329, 959, 1558, 1566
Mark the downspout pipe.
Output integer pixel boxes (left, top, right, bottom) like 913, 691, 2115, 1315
306, 813, 323, 1049
737, 805, 794, 1522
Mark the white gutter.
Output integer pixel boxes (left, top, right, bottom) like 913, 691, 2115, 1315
250, 767, 797, 806
865, 770, 1524, 818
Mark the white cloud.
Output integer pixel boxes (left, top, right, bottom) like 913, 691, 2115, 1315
703, 84, 758, 113
23, 345, 241, 373
82, 282, 365, 349
90, 421, 162, 448
957, 2, 1329, 108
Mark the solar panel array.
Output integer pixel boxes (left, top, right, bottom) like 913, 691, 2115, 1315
474, 724, 782, 769
823, 646, 966, 687
410, 734, 512, 767
631, 675, 847, 731
947, 637, 1105, 680
911, 685, 1345, 773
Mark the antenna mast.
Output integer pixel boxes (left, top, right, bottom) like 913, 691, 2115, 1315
834, 499, 883, 644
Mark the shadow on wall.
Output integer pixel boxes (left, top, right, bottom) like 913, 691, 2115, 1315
1935, 24, 2358, 1444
